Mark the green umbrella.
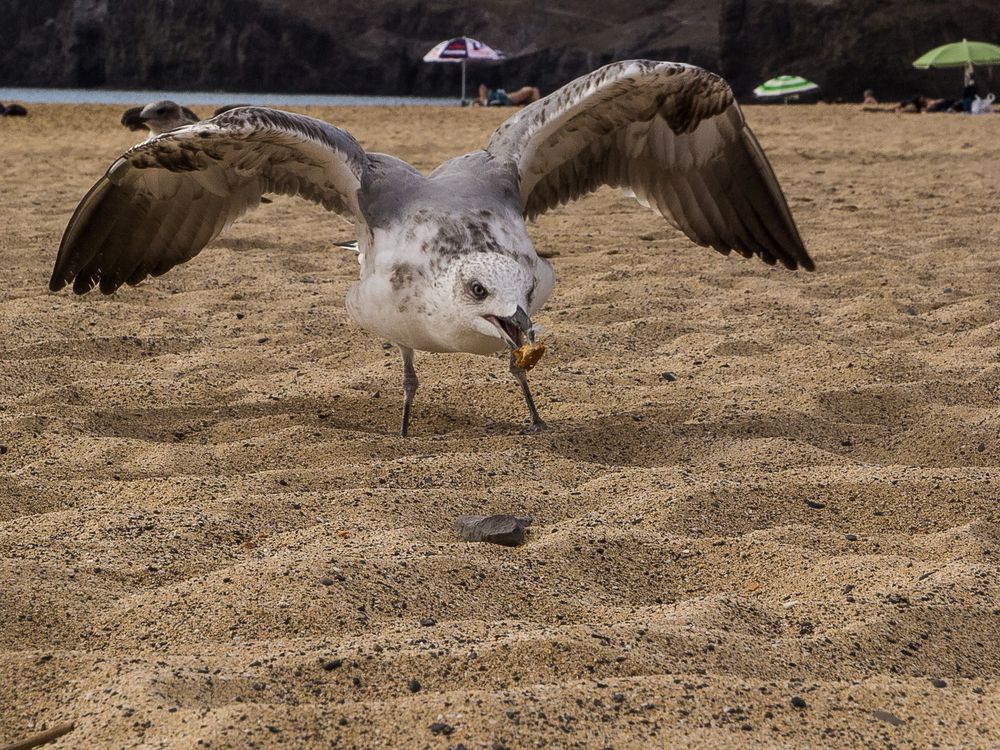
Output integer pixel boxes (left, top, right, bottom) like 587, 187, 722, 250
913, 39, 1000, 85
753, 75, 820, 100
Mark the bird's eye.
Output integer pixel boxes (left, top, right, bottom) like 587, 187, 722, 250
469, 281, 489, 300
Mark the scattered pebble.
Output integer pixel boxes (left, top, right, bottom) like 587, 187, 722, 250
455, 514, 532, 547
660, 372, 677, 382
419, 617, 437, 627
321, 658, 342, 671
845, 533, 859, 542
408, 679, 422, 693
931, 678, 947, 688
319, 577, 335, 586
872, 709, 903, 726
804, 499, 825, 509
790, 696, 807, 708
429, 722, 454, 736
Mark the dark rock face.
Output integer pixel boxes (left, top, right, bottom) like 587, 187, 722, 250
720, 0, 1000, 100
0, 0, 720, 95
0, 0, 997, 100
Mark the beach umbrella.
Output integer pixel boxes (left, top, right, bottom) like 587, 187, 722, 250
753, 75, 820, 101
423, 36, 505, 103
913, 39, 1000, 85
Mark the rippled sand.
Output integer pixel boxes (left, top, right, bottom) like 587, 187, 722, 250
1, 103, 999, 748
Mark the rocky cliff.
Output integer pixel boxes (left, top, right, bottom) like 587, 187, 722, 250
721, 0, 1000, 100
0, 0, 997, 100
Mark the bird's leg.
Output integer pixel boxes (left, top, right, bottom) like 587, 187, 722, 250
509, 353, 547, 431
399, 346, 418, 437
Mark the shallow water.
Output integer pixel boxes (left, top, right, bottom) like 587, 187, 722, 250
0, 86, 453, 106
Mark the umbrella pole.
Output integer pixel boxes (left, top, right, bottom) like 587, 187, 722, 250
461, 59, 467, 104
964, 62, 974, 86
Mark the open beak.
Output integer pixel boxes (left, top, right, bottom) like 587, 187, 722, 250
121, 107, 148, 131
485, 306, 535, 349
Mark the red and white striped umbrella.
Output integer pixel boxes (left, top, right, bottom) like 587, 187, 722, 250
423, 37, 505, 103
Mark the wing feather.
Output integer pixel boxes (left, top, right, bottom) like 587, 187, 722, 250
487, 60, 813, 270
51, 107, 371, 294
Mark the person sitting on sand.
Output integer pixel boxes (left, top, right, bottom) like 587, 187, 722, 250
862, 89, 878, 105
474, 83, 541, 107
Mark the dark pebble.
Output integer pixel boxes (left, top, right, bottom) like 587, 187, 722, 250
931, 678, 947, 688
429, 722, 454, 736
455, 514, 532, 547
338, 717, 348, 726
872, 709, 903, 726
408, 678, 422, 693
660, 372, 677, 382
845, 534, 859, 542
320, 577, 335, 586
321, 658, 342, 671
612, 692, 625, 703
419, 617, 437, 627
790, 696, 807, 708
804, 499, 825, 509
0, 445, 8, 455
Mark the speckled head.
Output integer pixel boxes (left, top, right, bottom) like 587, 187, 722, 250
425, 251, 540, 355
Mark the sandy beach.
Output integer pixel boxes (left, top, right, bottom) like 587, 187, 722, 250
1, 102, 999, 748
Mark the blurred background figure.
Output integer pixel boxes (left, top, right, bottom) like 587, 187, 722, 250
475, 83, 541, 106
121, 100, 199, 136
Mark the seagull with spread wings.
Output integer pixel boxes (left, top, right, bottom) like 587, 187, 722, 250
51, 60, 813, 435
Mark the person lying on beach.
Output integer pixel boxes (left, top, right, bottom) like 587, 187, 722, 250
895, 95, 958, 114
474, 83, 541, 106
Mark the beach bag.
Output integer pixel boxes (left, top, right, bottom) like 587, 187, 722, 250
971, 94, 995, 115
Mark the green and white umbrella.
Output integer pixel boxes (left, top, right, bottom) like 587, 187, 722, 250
913, 39, 1000, 85
753, 75, 820, 100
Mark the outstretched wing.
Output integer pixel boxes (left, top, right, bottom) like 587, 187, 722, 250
51, 107, 370, 295
486, 60, 812, 271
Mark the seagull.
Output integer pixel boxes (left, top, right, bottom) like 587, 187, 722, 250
50, 60, 813, 435
121, 100, 201, 136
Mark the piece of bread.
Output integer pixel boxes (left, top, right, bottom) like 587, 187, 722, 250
513, 342, 546, 371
